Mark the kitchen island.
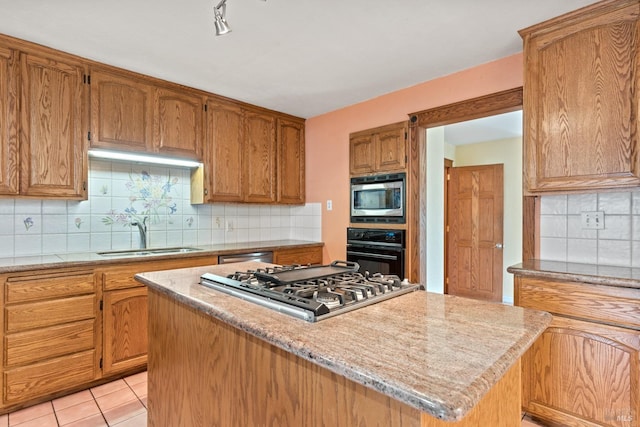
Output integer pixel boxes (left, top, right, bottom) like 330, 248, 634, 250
135, 262, 552, 426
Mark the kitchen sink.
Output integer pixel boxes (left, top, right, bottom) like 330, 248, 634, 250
97, 247, 203, 257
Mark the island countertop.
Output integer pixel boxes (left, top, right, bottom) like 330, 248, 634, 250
135, 261, 552, 422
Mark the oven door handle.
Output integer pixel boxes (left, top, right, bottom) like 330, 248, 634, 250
346, 250, 399, 261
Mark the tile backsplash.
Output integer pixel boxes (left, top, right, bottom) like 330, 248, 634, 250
0, 160, 321, 258
539, 190, 640, 267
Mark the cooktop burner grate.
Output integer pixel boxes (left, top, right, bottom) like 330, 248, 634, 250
200, 261, 421, 322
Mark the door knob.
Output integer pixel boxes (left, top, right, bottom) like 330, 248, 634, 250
495, 243, 503, 249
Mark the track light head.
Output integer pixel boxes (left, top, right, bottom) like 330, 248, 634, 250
214, 0, 231, 35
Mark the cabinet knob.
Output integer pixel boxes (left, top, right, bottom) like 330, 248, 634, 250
495, 243, 503, 249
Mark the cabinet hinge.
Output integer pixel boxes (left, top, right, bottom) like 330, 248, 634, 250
83, 74, 90, 85
83, 181, 87, 191
446, 225, 450, 233
99, 358, 103, 369
404, 131, 407, 140
99, 300, 103, 310
447, 173, 450, 181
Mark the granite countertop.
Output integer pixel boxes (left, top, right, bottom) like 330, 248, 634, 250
135, 261, 552, 422
0, 240, 322, 273
508, 259, 640, 290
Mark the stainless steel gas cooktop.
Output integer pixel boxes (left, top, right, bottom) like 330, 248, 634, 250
200, 261, 421, 322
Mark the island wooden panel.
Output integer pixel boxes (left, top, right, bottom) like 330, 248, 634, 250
148, 288, 521, 427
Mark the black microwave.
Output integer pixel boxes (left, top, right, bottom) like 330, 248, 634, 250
350, 173, 406, 223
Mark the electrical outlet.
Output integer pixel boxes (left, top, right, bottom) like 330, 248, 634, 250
581, 211, 605, 230
327, 200, 333, 211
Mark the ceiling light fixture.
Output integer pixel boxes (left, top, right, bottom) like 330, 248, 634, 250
88, 149, 203, 168
214, 0, 266, 36
213, 0, 231, 36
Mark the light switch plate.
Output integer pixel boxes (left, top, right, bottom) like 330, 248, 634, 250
581, 211, 605, 229
327, 200, 333, 211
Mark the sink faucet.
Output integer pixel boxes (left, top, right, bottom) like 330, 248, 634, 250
131, 216, 148, 249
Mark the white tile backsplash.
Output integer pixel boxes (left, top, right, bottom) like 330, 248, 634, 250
0, 159, 321, 258
598, 192, 631, 214
540, 190, 639, 267
540, 237, 567, 262
539, 216, 567, 238
597, 240, 631, 267
567, 193, 597, 214
540, 195, 567, 215
567, 238, 597, 264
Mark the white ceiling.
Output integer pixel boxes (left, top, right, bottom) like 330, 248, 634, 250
0, 0, 596, 119
445, 110, 523, 146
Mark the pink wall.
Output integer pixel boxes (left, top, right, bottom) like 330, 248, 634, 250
305, 53, 524, 262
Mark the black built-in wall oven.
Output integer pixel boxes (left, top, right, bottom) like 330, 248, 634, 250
346, 228, 405, 279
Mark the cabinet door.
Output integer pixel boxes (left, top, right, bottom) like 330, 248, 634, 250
19, 50, 87, 199
103, 286, 148, 375
244, 108, 276, 203
205, 99, 244, 202
154, 86, 202, 160
522, 2, 640, 192
277, 118, 305, 204
522, 315, 640, 427
0, 45, 18, 195
376, 124, 406, 172
349, 133, 375, 175
89, 68, 153, 152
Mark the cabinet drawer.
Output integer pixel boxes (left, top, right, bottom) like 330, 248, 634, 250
516, 277, 640, 330
5, 270, 95, 304
274, 246, 323, 266
4, 350, 96, 404
101, 257, 214, 290
5, 295, 95, 333
5, 320, 95, 367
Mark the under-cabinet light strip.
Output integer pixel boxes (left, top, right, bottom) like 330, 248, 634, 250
88, 149, 202, 168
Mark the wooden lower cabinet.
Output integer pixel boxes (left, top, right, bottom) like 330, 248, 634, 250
99, 256, 216, 377
102, 287, 148, 375
515, 276, 640, 427
1, 269, 99, 409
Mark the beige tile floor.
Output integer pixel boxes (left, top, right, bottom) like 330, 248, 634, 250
0, 370, 548, 426
0, 372, 147, 427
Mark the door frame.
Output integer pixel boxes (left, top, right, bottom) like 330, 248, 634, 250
405, 87, 525, 285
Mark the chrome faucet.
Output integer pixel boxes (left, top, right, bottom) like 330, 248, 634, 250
131, 216, 148, 249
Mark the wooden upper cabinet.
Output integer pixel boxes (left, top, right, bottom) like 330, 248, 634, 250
277, 118, 305, 204
205, 98, 244, 202
199, 98, 303, 204
153, 86, 203, 160
0, 45, 18, 195
19, 49, 88, 199
90, 68, 203, 160
350, 121, 407, 175
89, 68, 153, 152
244, 108, 276, 203
349, 133, 375, 175
520, 0, 640, 193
